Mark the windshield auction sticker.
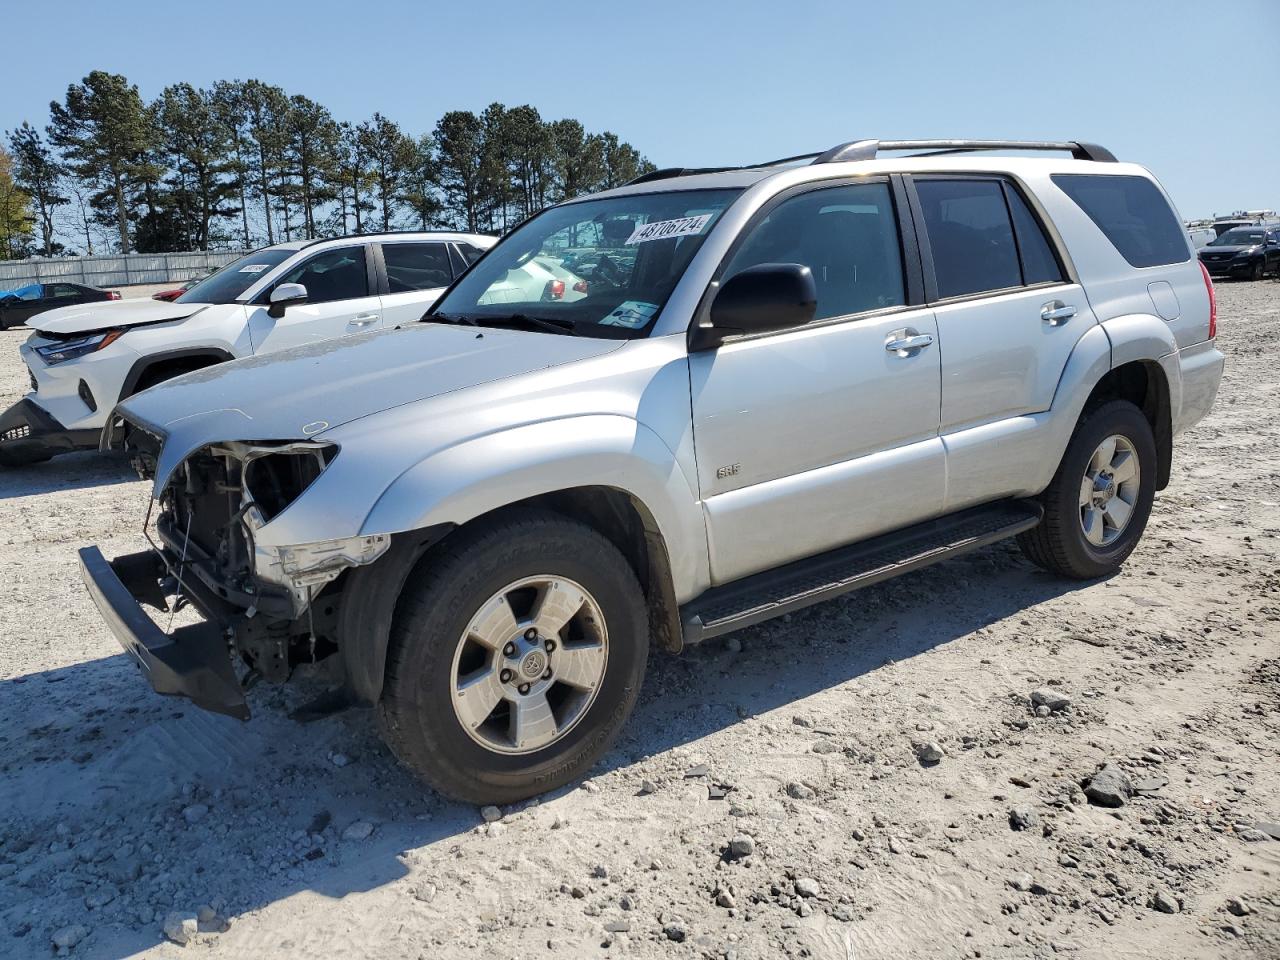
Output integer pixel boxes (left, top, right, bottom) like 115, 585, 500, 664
601, 300, 659, 328
625, 214, 713, 245
238, 264, 271, 273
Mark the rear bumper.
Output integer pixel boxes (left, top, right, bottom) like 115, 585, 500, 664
1173, 339, 1225, 435
77, 546, 249, 720
0, 398, 99, 464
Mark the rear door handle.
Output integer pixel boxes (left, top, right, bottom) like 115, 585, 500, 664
885, 330, 934, 355
1041, 301, 1077, 326
348, 314, 379, 328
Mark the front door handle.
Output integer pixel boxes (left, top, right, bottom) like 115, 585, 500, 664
1041, 301, 1077, 326
348, 314, 378, 328
885, 330, 934, 355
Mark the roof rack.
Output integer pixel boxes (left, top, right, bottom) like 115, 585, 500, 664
621, 140, 1116, 189
624, 154, 823, 187
299, 229, 478, 249
812, 139, 1117, 164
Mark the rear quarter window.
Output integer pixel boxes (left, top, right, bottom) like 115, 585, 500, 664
1051, 174, 1189, 268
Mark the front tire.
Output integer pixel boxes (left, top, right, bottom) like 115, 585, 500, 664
1018, 400, 1156, 579
1251, 260, 1265, 281
378, 511, 649, 804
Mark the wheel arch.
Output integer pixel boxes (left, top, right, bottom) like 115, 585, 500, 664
118, 346, 235, 401
337, 484, 684, 707
1082, 359, 1174, 489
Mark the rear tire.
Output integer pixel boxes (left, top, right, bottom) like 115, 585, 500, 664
1018, 400, 1156, 579
378, 510, 649, 804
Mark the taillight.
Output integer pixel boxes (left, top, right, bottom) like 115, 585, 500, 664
108, 291, 121, 300
544, 279, 565, 300
1198, 261, 1216, 339
572, 279, 588, 294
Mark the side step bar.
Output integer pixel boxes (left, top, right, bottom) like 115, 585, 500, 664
681, 500, 1043, 643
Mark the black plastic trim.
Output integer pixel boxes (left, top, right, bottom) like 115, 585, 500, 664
78, 546, 249, 720
0, 397, 99, 462
118, 347, 235, 403
681, 500, 1043, 643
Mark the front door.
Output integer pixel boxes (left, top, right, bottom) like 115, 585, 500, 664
246, 245, 382, 354
689, 180, 944, 585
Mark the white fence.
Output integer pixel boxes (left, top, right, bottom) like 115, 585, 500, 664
0, 250, 250, 290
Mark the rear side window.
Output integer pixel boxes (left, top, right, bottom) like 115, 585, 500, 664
1051, 174, 1189, 268
455, 242, 486, 264
1004, 188, 1065, 285
383, 242, 453, 292
915, 179, 1021, 298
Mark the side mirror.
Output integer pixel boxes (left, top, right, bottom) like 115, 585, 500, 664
268, 282, 308, 318
690, 263, 817, 350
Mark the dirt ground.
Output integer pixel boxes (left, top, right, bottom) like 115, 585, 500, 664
0, 281, 1277, 960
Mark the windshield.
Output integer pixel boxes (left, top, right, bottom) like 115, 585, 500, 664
431, 189, 742, 337
175, 249, 294, 304
1209, 228, 1265, 246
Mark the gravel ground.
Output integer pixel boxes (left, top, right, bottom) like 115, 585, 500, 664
0, 282, 1277, 960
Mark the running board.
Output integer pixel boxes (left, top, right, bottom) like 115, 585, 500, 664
681, 500, 1043, 643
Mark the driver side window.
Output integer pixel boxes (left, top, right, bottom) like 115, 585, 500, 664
277, 247, 369, 304
722, 182, 906, 321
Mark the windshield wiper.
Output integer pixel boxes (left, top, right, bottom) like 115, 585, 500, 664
474, 313, 579, 336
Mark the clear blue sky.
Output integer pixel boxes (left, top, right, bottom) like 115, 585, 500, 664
4, 0, 1277, 220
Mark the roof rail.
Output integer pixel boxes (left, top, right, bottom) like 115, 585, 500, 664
299, 229, 483, 249
813, 139, 1117, 164
623, 153, 828, 188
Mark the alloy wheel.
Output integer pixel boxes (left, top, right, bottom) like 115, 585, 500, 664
449, 575, 608, 755
1079, 434, 1141, 547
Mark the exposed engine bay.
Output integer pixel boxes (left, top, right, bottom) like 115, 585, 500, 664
121, 420, 388, 685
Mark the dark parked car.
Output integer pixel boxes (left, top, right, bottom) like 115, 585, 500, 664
0, 282, 121, 330
1198, 226, 1280, 281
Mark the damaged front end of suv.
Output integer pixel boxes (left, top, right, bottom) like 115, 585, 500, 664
79, 414, 391, 720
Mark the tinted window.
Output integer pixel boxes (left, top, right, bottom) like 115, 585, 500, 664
51, 284, 82, 299
455, 242, 485, 265
277, 247, 369, 304
383, 242, 452, 292
916, 179, 1021, 298
723, 181, 905, 321
1052, 174, 1189, 268
1004, 187, 1065, 285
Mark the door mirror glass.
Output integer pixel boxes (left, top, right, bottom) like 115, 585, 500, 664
268, 282, 308, 318
694, 263, 816, 349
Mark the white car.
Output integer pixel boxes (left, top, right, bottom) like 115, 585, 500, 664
477, 255, 589, 305
0, 231, 494, 465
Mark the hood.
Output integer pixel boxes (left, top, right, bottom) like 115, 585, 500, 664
115, 323, 625, 491
29, 297, 208, 335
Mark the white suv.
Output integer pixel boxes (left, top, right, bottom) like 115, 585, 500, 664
0, 231, 494, 465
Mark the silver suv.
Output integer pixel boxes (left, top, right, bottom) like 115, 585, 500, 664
79, 139, 1224, 804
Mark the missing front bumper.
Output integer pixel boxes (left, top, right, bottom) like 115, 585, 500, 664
77, 546, 250, 720
0, 398, 99, 464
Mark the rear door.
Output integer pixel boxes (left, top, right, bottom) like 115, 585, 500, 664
375, 241, 455, 326
906, 175, 1096, 509
689, 178, 944, 584
245, 245, 382, 353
